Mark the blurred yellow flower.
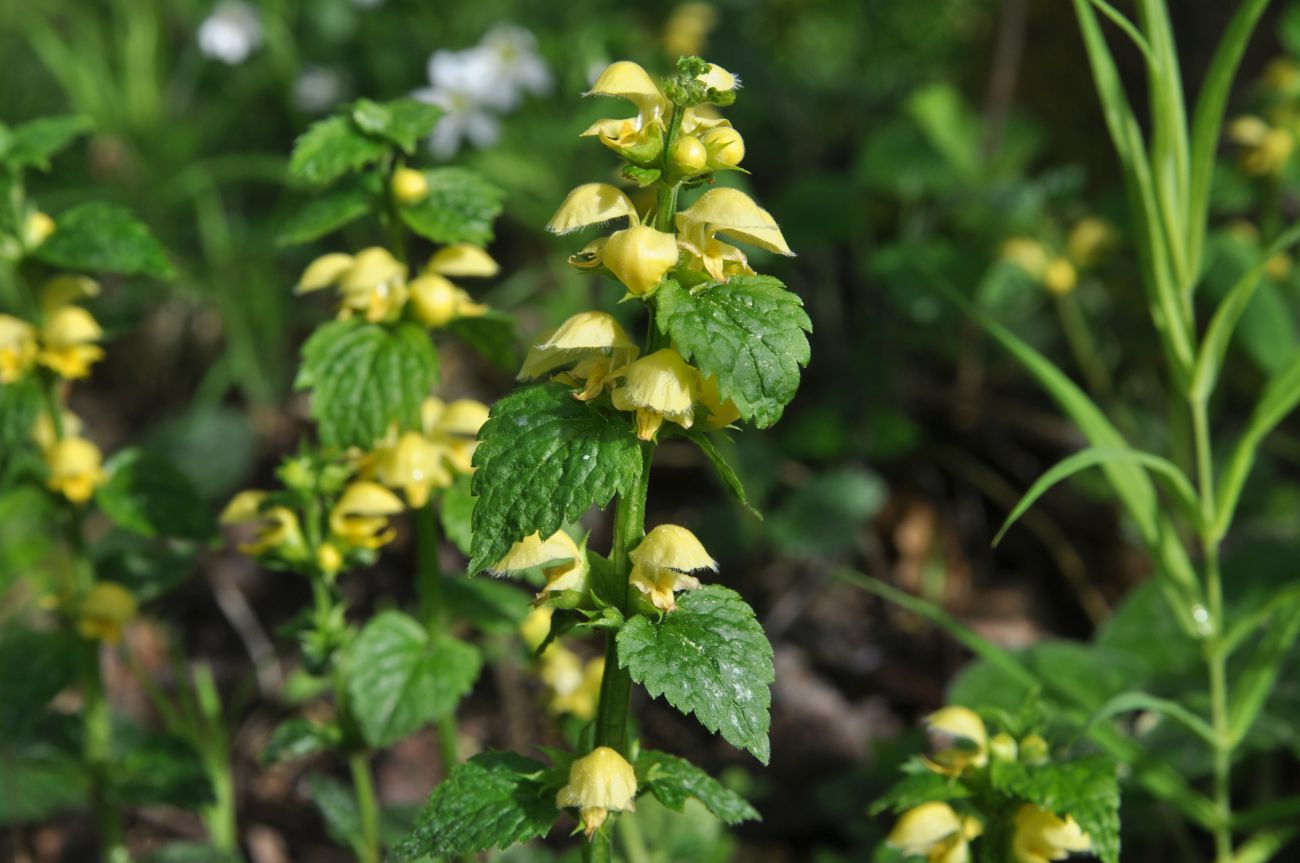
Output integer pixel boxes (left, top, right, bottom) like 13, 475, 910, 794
297, 247, 409, 323
0, 314, 38, 383
541, 647, 603, 720
556, 746, 638, 837
1229, 115, 1294, 176
663, 3, 718, 57
629, 524, 716, 612
38, 306, 105, 380
887, 802, 982, 863
409, 245, 496, 328
77, 581, 138, 644
329, 481, 404, 550
220, 490, 307, 558
391, 167, 429, 204
366, 398, 487, 508
924, 706, 988, 776
22, 211, 56, 249
1011, 805, 1091, 863
44, 436, 108, 504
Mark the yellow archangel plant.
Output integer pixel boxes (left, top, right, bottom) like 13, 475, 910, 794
392, 56, 808, 863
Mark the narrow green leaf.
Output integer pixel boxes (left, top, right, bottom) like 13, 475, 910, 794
343, 611, 482, 748
469, 384, 643, 573
287, 114, 390, 186
1083, 0, 1154, 63
656, 276, 811, 428
1227, 605, 1300, 747
277, 177, 376, 246
1215, 355, 1300, 538
635, 750, 759, 825
1191, 220, 1300, 402
994, 446, 1200, 546
96, 449, 216, 542
1231, 826, 1300, 863
618, 586, 774, 763
680, 428, 761, 519
296, 319, 440, 450
391, 752, 557, 860
399, 168, 505, 246
33, 202, 173, 278
1082, 691, 1218, 747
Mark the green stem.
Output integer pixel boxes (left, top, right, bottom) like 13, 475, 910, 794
654, 104, 685, 232
415, 503, 446, 631
618, 811, 652, 863
1055, 292, 1112, 398
1193, 395, 1234, 862
585, 445, 653, 863
83, 640, 127, 863
348, 752, 381, 863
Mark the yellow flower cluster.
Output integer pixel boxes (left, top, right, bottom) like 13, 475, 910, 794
1001, 217, 1116, 297
361, 397, 489, 508
296, 244, 495, 327
0, 275, 107, 384
32, 410, 108, 504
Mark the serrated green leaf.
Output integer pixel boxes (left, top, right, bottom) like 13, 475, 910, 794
2, 115, 93, 170
304, 773, 364, 851
680, 428, 761, 519
617, 585, 774, 763
0, 628, 80, 738
868, 769, 972, 816
33, 202, 172, 278
277, 177, 376, 246
446, 311, 518, 371
262, 717, 340, 764
988, 757, 1120, 863
110, 726, 214, 810
296, 319, 439, 449
392, 752, 557, 860
469, 384, 644, 573
96, 448, 216, 542
439, 474, 474, 556
351, 98, 442, 154
343, 611, 482, 748
656, 276, 811, 428
400, 167, 504, 246
0, 737, 86, 825
443, 576, 531, 635
635, 750, 759, 825
288, 114, 391, 186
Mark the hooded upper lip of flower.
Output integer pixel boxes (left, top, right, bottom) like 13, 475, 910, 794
886, 801, 982, 863
518, 311, 639, 382
628, 524, 717, 612
581, 61, 669, 150
923, 705, 989, 775
1011, 804, 1092, 863
675, 187, 795, 281
489, 529, 590, 598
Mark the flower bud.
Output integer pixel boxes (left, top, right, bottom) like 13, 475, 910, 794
22, 211, 55, 249
391, 167, 429, 205
700, 126, 744, 168
1019, 733, 1049, 765
77, 581, 138, 644
1044, 257, 1077, 296
602, 226, 678, 295
556, 746, 637, 837
989, 732, 1018, 763
671, 134, 708, 174
317, 542, 343, 577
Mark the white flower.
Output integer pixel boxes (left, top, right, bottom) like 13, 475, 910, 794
293, 66, 346, 113
198, 1, 262, 65
479, 24, 551, 109
413, 49, 504, 158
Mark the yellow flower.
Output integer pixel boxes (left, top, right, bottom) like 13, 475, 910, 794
696, 63, 739, 93
366, 399, 487, 508
700, 126, 745, 169
491, 530, 590, 599
220, 490, 307, 558
409, 245, 496, 327
629, 524, 716, 612
556, 746, 638, 837
546, 184, 640, 236
77, 581, 138, 644
40, 275, 100, 313
32, 409, 83, 451
329, 480, 405, 550
581, 62, 669, 163
602, 225, 679, 295
610, 348, 697, 440
1065, 218, 1116, 269
663, 3, 718, 57
886, 802, 982, 863
1043, 258, 1077, 297
1010, 805, 1091, 863
22, 211, 56, 250
1229, 115, 1294, 176
518, 311, 639, 399
541, 647, 603, 720
0, 314, 38, 383
924, 706, 988, 776
676, 188, 794, 281
391, 167, 429, 204
697, 373, 740, 428
520, 606, 554, 652
45, 436, 108, 504
38, 306, 105, 380
297, 247, 409, 323
1002, 238, 1050, 278
317, 542, 344, 576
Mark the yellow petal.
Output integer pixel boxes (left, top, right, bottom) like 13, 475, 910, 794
431, 399, 490, 437
39, 275, 100, 313
697, 63, 738, 93
603, 226, 679, 295
45, 436, 107, 503
546, 184, 639, 235
886, 802, 964, 856
538, 312, 637, 353
41, 306, 103, 348
409, 274, 478, 327
426, 244, 500, 278
1011, 804, 1091, 863
335, 480, 405, 517
221, 490, 268, 524
339, 247, 406, 293
297, 253, 355, 293
0, 314, 38, 384
630, 524, 716, 573
555, 746, 637, 836
77, 581, 138, 644
677, 188, 793, 257
492, 530, 582, 573
586, 61, 667, 113
610, 348, 696, 428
